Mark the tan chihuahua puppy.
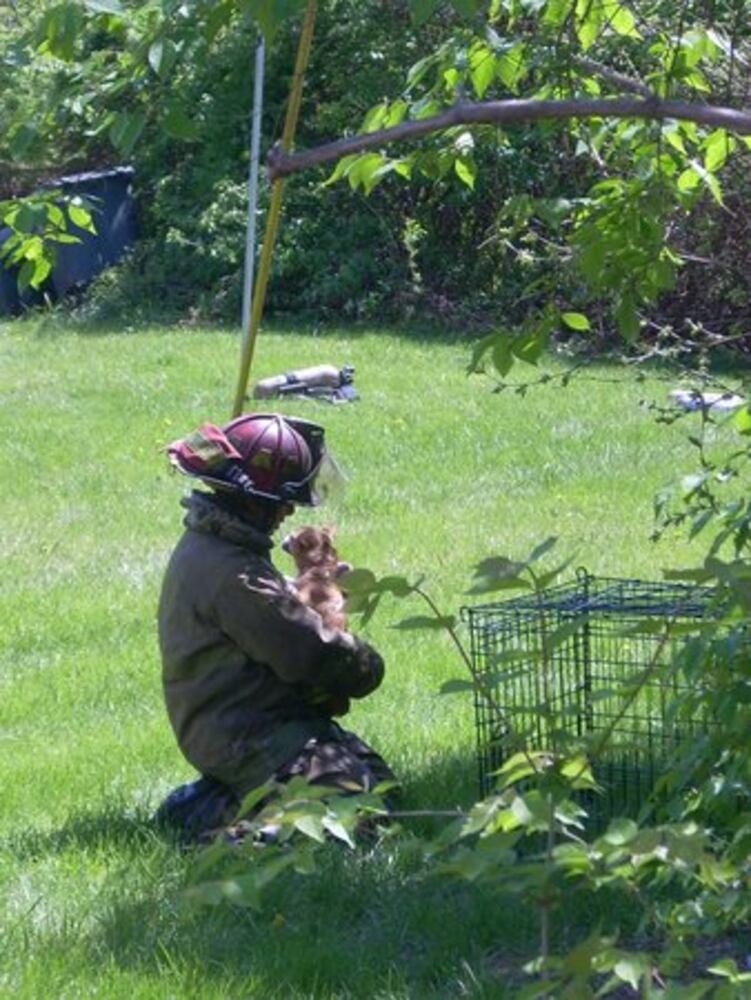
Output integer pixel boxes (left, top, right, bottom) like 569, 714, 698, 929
282, 525, 352, 632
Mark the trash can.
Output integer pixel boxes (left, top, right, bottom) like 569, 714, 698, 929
50, 166, 137, 297
0, 166, 138, 315
0, 230, 20, 315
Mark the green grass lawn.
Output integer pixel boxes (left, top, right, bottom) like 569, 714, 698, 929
0, 316, 731, 998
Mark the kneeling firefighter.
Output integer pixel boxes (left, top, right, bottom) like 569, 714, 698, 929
156, 413, 394, 840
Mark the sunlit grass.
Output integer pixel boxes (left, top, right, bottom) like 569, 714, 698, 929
0, 316, 725, 998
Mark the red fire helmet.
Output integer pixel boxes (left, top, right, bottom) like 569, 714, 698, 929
168, 413, 341, 506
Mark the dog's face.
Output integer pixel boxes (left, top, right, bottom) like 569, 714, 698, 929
282, 525, 338, 572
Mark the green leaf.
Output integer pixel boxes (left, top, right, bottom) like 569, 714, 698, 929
561, 312, 590, 332
466, 333, 496, 373
454, 156, 476, 190
491, 336, 513, 376
497, 43, 527, 91
293, 813, 326, 843
663, 127, 687, 154
340, 568, 377, 593
610, 4, 638, 37
691, 160, 724, 205
408, 0, 441, 25
48, 232, 81, 246
17, 259, 35, 293
708, 959, 751, 981
497, 751, 547, 786
576, 4, 601, 51
45, 203, 65, 229
678, 167, 700, 193
11, 202, 47, 233
602, 817, 638, 845
321, 815, 355, 848
163, 104, 199, 141
361, 101, 388, 134
704, 129, 730, 172
10, 123, 39, 160
68, 203, 96, 234
109, 110, 147, 156
559, 754, 596, 789
237, 781, 275, 818
393, 615, 456, 630
384, 100, 408, 128
348, 152, 387, 195
512, 328, 548, 365
734, 406, 751, 436
377, 575, 415, 597
243, 0, 307, 42
451, 0, 480, 16
323, 154, 359, 188
543, 0, 574, 28
30, 257, 52, 289
614, 955, 649, 991
44, 3, 84, 61
470, 43, 496, 98
615, 295, 640, 342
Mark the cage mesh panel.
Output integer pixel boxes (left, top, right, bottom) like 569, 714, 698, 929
462, 574, 717, 825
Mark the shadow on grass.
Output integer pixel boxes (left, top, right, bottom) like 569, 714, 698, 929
87, 764, 537, 999
0, 806, 163, 863
2, 753, 640, 998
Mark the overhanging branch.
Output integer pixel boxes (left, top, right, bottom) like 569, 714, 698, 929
574, 57, 653, 98
268, 97, 751, 180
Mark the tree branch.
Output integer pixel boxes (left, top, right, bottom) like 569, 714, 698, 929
268, 97, 751, 180
574, 57, 654, 98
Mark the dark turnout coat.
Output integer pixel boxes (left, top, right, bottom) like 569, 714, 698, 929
158, 492, 384, 796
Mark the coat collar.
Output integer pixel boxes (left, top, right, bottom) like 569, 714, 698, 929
181, 491, 274, 554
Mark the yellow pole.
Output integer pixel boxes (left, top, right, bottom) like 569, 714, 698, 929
231, 0, 318, 417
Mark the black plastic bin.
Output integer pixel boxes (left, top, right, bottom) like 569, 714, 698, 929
0, 166, 137, 315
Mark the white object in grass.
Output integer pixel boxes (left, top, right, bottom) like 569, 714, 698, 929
669, 389, 745, 412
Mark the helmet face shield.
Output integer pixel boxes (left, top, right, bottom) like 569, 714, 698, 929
308, 450, 347, 506
275, 416, 346, 506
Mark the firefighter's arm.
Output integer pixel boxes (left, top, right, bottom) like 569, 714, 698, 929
214, 568, 383, 698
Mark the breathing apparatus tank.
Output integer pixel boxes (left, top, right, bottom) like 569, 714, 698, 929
252, 364, 354, 399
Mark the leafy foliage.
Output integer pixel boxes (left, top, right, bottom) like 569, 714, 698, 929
0, 190, 96, 292
3, 0, 750, 332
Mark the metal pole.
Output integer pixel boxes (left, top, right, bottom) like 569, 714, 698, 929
241, 34, 265, 335
232, 0, 318, 417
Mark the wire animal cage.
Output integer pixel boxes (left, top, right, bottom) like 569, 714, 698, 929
461, 571, 718, 824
